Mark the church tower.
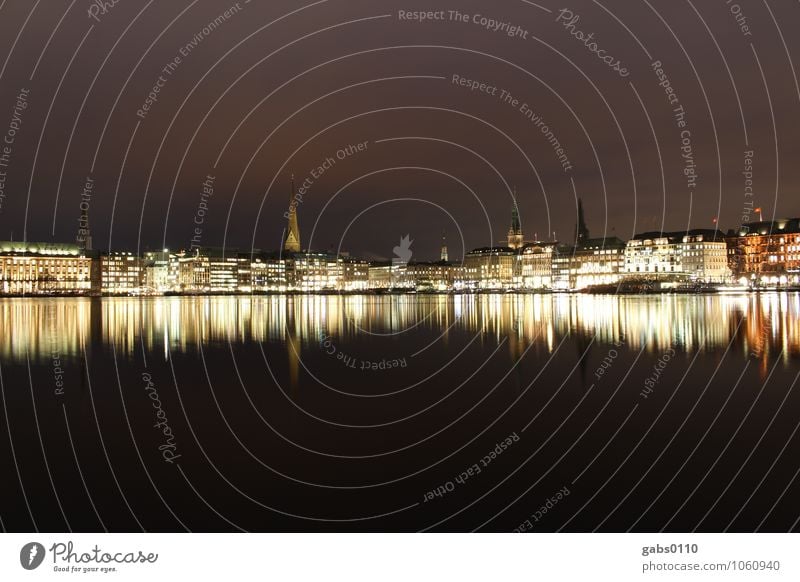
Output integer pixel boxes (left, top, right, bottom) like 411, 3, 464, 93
507, 202, 524, 250
284, 176, 301, 254
574, 197, 590, 246
440, 231, 448, 262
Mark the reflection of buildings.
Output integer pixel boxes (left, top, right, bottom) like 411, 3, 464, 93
726, 219, 800, 286
3, 294, 798, 365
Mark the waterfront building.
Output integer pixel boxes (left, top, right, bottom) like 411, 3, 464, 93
554, 237, 626, 290
251, 254, 289, 292
459, 247, 516, 290
726, 219, 800, 286
178, 251, 209, 291
143, 250, 179, 293
368, 260, 457, 291
677, 233, 730, 283
368, 262, 413, 290
520, 243, 556, 289
178, 248, 248, 292
209, 253, 246, 291
407, 262, 457, 291
291, 252, 341, 292
624, 230, 730, 285
101, 252, 145, 294
0, 241, 94, 294
624, 233, 683, 281
339, 256, 371, 291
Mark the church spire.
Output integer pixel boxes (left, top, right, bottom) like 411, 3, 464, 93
575, 198, 589, 246
284, 175, 301, 253
507, 193, 524, 249
440, 230, 448, 262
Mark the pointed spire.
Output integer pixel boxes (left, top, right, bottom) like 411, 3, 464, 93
507, 194, 524, 250
575, 198, 589, 246
284, 175, 301, 253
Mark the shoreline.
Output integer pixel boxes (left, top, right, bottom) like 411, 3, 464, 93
0, 287, 798, 299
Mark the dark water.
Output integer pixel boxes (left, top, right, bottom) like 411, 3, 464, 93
1, 293, 799, 532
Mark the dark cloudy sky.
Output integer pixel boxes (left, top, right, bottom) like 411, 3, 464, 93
0, 0, 797, 261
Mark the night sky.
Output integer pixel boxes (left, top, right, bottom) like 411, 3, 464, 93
0, 0, 797, 261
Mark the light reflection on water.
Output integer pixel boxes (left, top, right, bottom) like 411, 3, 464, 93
0, 293, 798, 364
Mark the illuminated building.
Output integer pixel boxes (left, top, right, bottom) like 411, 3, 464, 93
552, 238, 626, 290
677, 233, 731, 283
177, 248, 248, 292
251, 255, 289, 292
459, 247, 516, 290
236, 256, 252, 292
144, 250, 179, 293
178, 251, 209, 291
520, 243, 556, 289
406, 262, 456, 291
624, 234, 682, 280
101, 252, 145, 294
368, 262, 413, 290
726, 219, 800, 286
290, 252, 341, 292
208, 255, 246, 291
0, 241, 94, 294
340, 256, 370, 291
624, 230, 731, 285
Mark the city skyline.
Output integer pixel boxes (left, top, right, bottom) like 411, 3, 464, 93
1, 191, 798, 295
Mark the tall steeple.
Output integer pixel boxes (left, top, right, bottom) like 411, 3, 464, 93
440, 230, 448, 262
284, 175, 301, 254
507, 196, 524, 250
574, 198, 590, 246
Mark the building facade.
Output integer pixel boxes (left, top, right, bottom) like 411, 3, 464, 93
624, 230, 730, 285
520, 243, 555, 289
459, 247, 516, 290
251, 255, 289, 292
101, 253, 146, 294
0, 242, 94, 294
555, 237, 626, 290
726, 219, 800, 286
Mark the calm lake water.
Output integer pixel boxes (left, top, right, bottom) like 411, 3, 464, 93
1, 293, 799, 532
